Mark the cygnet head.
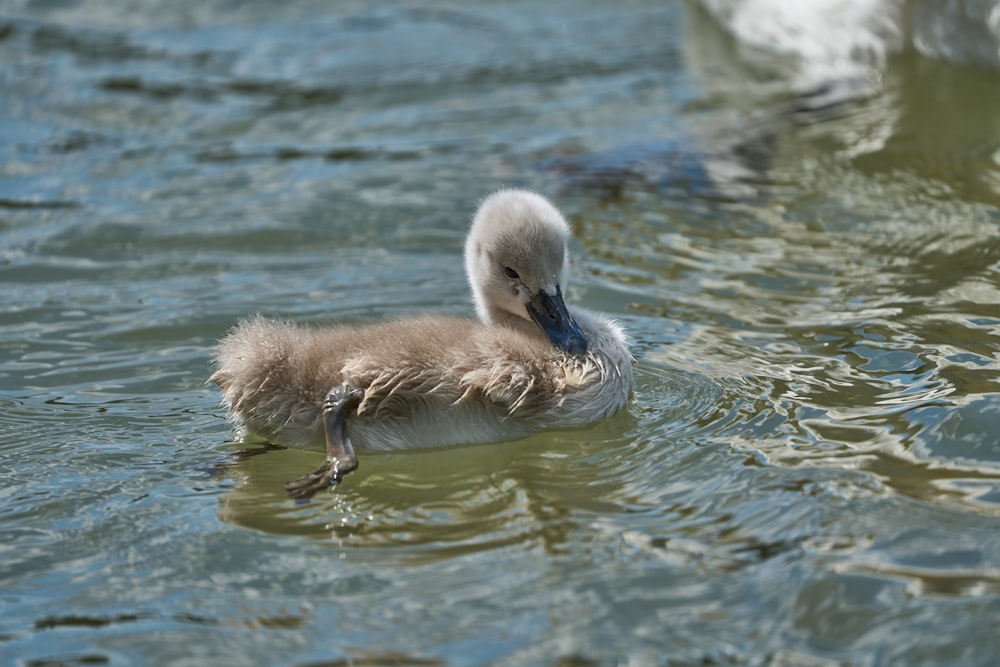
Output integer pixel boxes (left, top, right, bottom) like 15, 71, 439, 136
465, 189, 588, 356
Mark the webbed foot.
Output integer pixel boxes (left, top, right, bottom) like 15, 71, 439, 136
284, 385, 361, 500
284, 456, 357, 500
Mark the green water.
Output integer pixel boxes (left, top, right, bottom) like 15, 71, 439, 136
3, 2, 1000, 666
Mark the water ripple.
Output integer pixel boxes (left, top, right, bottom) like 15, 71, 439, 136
4, 1, 1000, 665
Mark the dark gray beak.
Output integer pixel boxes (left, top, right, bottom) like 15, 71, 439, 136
526, 285, 588, 356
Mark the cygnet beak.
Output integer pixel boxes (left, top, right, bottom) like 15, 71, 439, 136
526, 285, 588, 356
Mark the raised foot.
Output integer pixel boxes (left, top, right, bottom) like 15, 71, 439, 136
284, 456, 358, 500
284, 384, 361, 500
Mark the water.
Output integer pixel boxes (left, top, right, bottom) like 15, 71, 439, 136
3, 1, 1000, 665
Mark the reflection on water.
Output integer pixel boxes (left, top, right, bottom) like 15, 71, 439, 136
3, 1, 1000, 665
219, 366, 720, 546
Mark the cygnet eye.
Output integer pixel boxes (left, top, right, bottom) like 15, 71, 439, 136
503, 266, 520, 280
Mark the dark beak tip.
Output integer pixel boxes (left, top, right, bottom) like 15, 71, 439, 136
553, 320, 589, 356
527, 287, 589, 356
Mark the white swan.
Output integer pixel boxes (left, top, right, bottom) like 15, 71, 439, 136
211, 189, 633, 498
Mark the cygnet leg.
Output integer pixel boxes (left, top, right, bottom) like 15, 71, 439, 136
284, 386, 361, 500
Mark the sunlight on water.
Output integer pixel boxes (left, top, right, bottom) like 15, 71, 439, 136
3, 1, 1000, 665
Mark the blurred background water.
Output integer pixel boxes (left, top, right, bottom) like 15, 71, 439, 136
3, 1, 1000, 665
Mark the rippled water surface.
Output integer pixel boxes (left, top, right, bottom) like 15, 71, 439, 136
3, 2, 1000, 665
